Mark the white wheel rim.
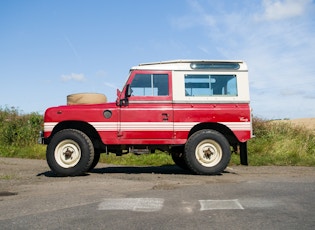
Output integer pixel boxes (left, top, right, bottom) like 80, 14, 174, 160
195, 139, 222, 167
54, 139, 81, 168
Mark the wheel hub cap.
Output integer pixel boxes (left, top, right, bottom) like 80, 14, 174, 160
195, 139, 222, 167
55, 140, 81, 168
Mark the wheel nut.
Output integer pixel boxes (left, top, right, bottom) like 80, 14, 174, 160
63, 148, 73, 159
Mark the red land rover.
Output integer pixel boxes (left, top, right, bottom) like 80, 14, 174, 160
40, 60, 252, 176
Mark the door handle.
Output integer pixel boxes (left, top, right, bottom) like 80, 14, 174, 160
162, 113, 169, 121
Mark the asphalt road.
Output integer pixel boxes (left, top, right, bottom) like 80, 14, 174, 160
0, 157, 315, 230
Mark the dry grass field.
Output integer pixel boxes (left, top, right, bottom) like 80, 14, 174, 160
276, 118, 315, 131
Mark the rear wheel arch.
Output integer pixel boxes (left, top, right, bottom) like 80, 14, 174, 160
188, 122, 238, 145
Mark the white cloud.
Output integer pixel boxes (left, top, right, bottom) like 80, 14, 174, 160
95, 71, 119, 89
172, 0, 315, 118
259, 0, 312, 21
64, 35, 81, 63
104, 82, 118, 90
171, 0, 216, 29
61, 73, 86, 82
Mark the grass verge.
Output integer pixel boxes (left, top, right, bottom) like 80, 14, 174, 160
245, 118, 315, 166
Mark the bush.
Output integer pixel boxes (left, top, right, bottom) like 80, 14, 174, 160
246, 117, 315, 166
0, 107, 43, 147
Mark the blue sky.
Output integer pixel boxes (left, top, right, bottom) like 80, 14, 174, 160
0, 0, 314, 119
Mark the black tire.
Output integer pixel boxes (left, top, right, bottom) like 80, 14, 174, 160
184, 130, 231, 175
46, 129, 94, 176
88, 150, 101, 171
170, 147, 189, 170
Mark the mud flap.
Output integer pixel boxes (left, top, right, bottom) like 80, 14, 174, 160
240, 142, 248, 165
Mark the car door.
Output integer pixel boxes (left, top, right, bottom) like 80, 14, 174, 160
119, 70, 173, 141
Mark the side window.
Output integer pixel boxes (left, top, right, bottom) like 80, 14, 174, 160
184, 74, 237, 96
130, 74, 169, 96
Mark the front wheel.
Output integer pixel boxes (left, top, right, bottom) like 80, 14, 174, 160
88, 150, 101, 171
46, 129, 94, 176
184, 130, 231, 175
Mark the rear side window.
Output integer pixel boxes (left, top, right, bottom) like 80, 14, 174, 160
184, 74, 237, 97
131, 74, 169, 96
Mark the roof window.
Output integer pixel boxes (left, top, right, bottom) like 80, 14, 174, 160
190, 62, 240, 70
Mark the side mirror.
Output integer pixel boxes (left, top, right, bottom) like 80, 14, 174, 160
125, 84, 132, 98
118, 84, 131, 107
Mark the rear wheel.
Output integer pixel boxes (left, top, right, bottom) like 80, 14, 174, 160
170, 147, 188, 170
46, 129, 94, 176
184, 130, 231, 175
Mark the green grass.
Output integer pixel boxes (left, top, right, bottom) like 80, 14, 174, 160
1, 107, 315, 166
0, 144, 46, 159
